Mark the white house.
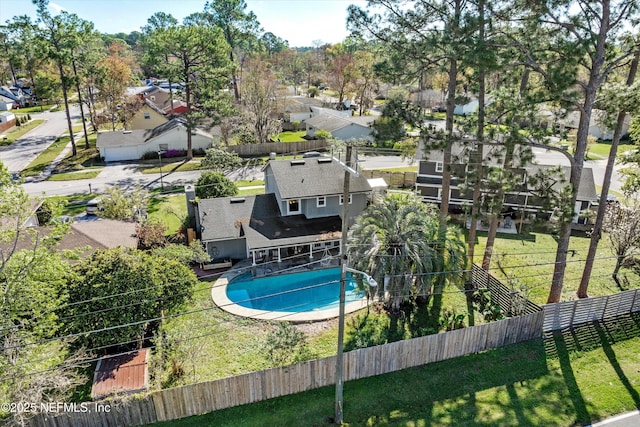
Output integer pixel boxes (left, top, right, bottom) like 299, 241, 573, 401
454, 98, 479, 116
558, 109, 631, 141
97, 118, 215, 162
0, 96, 16, 111
0, 111, 16, 124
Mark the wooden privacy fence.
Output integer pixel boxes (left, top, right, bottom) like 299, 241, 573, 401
543, 288, 640, 332
471, 265, 542, 316
226, 140, 328, 156
29, 311, 544, 427
361, 169, 417, 189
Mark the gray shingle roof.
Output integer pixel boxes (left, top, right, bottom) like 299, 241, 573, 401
526, 165, 597, 202
97, 118, 211, 148
305, 114, 353, 132
265, 158, 372, 199
198, 194, 342, 249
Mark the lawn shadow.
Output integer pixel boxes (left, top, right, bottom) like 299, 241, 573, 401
594, 317, 640, 409
544, 330, 593, 425
347, 339, 554, 426
543, 312, 640, 425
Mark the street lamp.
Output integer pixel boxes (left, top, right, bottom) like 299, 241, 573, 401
334, 144, 377, 424
157, 150, 165, 192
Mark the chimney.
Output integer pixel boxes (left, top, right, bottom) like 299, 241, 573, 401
185, 184, 200, 234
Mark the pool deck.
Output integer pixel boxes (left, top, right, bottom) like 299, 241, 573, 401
211, 262, 372, 322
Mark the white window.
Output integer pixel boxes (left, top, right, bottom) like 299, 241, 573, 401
287, 199, 301, 214
435, 162, 444, 173
317, 196, 326, 208
339, 194, 353, 205
143, 112, 151, 119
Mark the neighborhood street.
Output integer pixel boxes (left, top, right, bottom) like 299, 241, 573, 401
0, 106, 81, 173
3, 112, 625, 198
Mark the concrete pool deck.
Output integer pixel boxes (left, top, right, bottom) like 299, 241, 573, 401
211, 265, 371, 322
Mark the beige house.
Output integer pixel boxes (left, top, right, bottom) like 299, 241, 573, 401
127, 100, 168, 130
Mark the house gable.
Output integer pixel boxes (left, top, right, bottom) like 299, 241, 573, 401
127, 101, 169, 130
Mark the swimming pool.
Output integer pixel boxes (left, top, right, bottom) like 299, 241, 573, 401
213, 267, 369, 321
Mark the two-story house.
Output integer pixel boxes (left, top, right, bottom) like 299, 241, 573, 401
188, 157, 372, 264
416, 144, 598, 225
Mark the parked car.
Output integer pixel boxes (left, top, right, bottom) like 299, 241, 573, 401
303, 151, 323, 158
10, 172, 21, 183
597, 193, 618, 204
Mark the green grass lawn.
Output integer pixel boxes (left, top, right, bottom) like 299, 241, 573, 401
0, 119, 45, 145
271, 130, 307, 142
589, 142, 637, 158
53, 132, 104, 173
148, 195, 188, 235
47, 170, 101, 181
48, 193, 97, 216
152, 314, 640, 427
21, 135, 71, 177
13, 104, 56, 114
471, 229, 621, 304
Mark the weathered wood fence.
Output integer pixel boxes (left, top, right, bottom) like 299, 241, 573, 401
472, 265, 542, 316
226, 140, 328, 156
30, 310, 543, 427
542, 288, 640, 332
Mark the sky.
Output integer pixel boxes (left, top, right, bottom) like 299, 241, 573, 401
0, 0, 368, 47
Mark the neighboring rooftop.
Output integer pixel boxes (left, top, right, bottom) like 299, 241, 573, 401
97, 118, 212, 148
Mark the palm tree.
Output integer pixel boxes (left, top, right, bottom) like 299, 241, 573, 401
347, 194, 467, 311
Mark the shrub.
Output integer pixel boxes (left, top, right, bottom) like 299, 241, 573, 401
136, 219, 168, 250
36, 199, 55, 224
164, 149, 186, 158
264, 323, 310, 367
140, 151, 159, 161
195, 171, 238, 199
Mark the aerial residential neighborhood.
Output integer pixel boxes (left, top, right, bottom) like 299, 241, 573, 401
1, 1, 640, 426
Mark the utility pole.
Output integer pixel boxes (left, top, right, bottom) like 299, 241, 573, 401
335, 143, 352, 424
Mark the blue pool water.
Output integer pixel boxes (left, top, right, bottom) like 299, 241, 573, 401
226, 268, 365, 312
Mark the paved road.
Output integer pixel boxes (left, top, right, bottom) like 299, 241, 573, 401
0, 106, 81, 173
589, 410, 640, 427
22, 154, 415, 197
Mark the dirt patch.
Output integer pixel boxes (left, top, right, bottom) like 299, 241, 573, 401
295, 318, 339, 336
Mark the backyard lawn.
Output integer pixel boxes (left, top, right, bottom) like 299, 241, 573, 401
472, 229, 623, 304
153, 314, 640, 427
272, 130, 307, 142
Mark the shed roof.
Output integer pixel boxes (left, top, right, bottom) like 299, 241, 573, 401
91, 349, 149, 400
265, 158, 372, 199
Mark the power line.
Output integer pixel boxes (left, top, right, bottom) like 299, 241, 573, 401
4, 263, 632, 379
